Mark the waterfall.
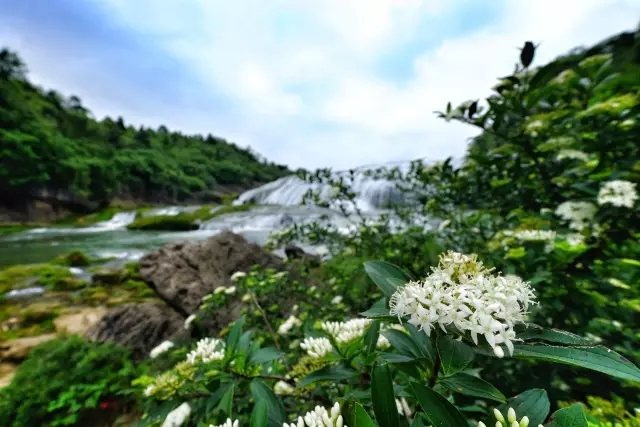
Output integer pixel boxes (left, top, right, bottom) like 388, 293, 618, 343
233, 170, 406, 212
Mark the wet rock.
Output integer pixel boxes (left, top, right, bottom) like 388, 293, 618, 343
84, 302, 186, 361
139, 231, 286, 316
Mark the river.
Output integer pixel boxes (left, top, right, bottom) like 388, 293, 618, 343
0, 170, 411, 268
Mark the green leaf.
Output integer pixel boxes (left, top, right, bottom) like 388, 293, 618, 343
249, 379, 287, 427
225, 315, 246, 357
528, 59, 580, 89
383, 329, 423, 359
512, 344, 640, 383
517, 325, 593, 345
218, 382, 235, 416
363, 260, 411, 298
249, 347, 283, 365
406, 324, 436, 365
378, 353, 416, 364
410, 382, 468, 427
361, 298, 395, 320
298, 364, 359, 388
203, 381, 233, 416
496, 389, 550, 427
410, 414, 428, 427
371, 363, 401, 427
547, 403, 588, 427
363, 320, 381, 356
437, 336, 475, 376
342, 399, 378, 427
250, 400, 269, 427
439, 373, 506, 403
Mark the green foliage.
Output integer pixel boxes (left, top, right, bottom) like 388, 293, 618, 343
0, 48, 291, 210
0, 263, 81, 294
0, 335, 145, 427
4, 28, 640, 427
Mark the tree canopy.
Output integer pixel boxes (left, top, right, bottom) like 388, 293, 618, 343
0, 48, 291, 208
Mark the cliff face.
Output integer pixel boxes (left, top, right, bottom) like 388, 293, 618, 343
0, 183, 256, 223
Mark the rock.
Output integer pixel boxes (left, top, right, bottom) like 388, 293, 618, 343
91, 269, 122, 286
54, 306, 108, 335
21, 301, 62, 326
139, 231, 287, 316
0, 334, 57, 363
84, 302, 186, 361
284, 244, 322, 267
0, 362, 17, 388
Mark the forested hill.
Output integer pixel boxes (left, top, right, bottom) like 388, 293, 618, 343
0, 48, 291, 213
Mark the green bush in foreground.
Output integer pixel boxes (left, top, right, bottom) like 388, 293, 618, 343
0, 335, 146, 427
134, 252, 640, 427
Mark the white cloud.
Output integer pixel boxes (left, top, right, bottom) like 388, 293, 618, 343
4, 0, 640, 171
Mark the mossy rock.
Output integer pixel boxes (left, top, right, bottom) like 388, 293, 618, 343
20, 302, 62, 327
48, 250, 91, 267
0, 264, 75, 295
91, 269, 123, 286
126, 213, 200, 231
86, 290, 109, 304
126, 203, 256, 231
0, 301, 61, 340
122, 262, 142, 281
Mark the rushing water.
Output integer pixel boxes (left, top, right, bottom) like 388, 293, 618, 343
0, 167, 412, 268
0, 158, 464, 270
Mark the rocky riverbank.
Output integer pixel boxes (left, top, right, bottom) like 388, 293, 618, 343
0, 231, 320, 387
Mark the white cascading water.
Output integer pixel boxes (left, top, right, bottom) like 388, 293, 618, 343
233, 170, 406, 213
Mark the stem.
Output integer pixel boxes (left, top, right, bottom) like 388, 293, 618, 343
249, 292, 290, 370
400, 397, 413, 423
428, 334, 441, 388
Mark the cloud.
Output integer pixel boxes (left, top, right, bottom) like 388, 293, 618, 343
1, 0, 638, 171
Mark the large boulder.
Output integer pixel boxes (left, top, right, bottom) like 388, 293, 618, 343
84, 302, 186, 361
138, 231, 287, 316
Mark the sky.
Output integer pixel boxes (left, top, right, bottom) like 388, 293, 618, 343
0, 1, 638, 171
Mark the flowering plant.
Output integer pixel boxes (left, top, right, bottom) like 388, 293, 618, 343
134, 250, 640, 427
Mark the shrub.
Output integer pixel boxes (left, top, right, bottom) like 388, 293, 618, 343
0, 335, 146, 427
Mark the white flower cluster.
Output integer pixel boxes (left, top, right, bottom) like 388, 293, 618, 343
150, 340, 175, 358
278, 314, 303, 335
597, 180, 638, 208
512, 230, 556, 242
186, 337, 226, 364
214, 286, 237, 295
389, 251, 537, 358
321, 319, 374, 344
556, 149, 589, 161
555, 201, 597, 231
230, 271, 247, 282
565, 233, 585, 247
284, 402, 345, 427
479, 407, 543, 427
184, 314, 197, 330
210, 419, 239, 427
162, 402, 191, 427
274, 380, 296, 396
300, 337, 333, 358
